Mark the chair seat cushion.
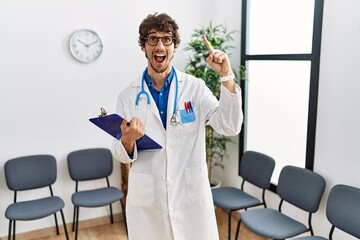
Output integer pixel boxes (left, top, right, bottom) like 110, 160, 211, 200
241, 208, 308, 239
212, 187, 262, 210
5, 196, 64, 220
293, 236, 327, 240
72, 187, 124, 207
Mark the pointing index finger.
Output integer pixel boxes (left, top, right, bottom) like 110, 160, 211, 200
202, 35, 214, 54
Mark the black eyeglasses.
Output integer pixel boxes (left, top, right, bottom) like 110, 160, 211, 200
144, 36, 176, 46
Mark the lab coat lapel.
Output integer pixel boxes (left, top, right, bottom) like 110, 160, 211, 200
131, 77, 162, 127
143, 81, 163, 125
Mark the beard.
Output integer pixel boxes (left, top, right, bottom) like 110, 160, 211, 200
149, 61, 169, 74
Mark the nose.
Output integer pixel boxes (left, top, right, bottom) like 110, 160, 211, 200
155, 39, 165, 47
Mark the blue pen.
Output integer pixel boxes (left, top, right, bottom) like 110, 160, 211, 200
189, 101, 193, 113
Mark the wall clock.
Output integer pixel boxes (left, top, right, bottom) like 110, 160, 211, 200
69, 29, 103, 63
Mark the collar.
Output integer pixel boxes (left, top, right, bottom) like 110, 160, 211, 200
131, 67, 181, 88
144, 68, 174, 90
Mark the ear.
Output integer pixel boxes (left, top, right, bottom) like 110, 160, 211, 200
141, 46, 148, 58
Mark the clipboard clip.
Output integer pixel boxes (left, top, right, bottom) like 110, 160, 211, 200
98, 107, 108, 117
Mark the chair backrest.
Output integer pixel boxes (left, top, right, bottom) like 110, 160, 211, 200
240, 151, 275, 189
277, 165, 326, 213
5, 154, 57, 191
326, 184, 360, 238
67, 148, 113, 181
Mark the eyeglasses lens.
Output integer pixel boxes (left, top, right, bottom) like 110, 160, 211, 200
146, 36, 174, 46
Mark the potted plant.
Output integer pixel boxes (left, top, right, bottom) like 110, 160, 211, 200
184, 22, 246, 187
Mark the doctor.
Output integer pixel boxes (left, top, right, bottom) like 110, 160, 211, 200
112, 13, 243, 240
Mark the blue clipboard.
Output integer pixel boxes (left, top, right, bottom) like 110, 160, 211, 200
89, 114, 162, 151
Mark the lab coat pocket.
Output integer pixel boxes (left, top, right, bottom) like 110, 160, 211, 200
128, 171, 155, 207
185, 167, 208, 203
176, 108, 199, 136
180, 109, 196, 123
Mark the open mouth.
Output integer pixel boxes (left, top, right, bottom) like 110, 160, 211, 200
154, 54, 166, 63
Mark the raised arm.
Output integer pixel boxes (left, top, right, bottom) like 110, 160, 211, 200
202, 35, 236, 93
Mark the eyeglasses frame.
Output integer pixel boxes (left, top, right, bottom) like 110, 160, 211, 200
144, 36, 177, 46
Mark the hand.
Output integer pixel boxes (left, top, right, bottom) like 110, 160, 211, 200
120, 117, 145, 154
88, 40, 99, 46
202, 35, 233, 77
77, 39, 89, 48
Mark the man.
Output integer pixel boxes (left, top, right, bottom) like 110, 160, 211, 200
112, 12, 243, 240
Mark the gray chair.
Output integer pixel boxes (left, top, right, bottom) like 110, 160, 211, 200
211, 151, 275, 240
67, 148, 127, 240
235, 165, 326, 240
4, 154, 69, 240
294, 184, 360, 240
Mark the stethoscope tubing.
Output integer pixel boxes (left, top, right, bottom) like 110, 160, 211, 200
135, 66, 179, 125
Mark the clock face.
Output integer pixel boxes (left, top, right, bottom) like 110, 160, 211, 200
69, 29, 103, 63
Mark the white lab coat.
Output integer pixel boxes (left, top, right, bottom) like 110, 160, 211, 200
112, 68, 243, 240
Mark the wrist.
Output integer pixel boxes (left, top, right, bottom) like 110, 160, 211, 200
221, 80, 236, 93
121, 138, 135, 154
219, 73, 235, 82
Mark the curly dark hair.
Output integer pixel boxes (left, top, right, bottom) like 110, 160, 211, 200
138, 13, 180, 50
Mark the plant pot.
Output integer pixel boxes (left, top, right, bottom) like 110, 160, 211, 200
210, 178, 221, 189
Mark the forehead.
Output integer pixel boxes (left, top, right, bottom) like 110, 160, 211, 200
148, 29, 172, 36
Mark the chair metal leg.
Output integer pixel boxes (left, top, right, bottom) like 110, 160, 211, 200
8, 220, 12, 240
329, 226, 335, 240
228, 210, 233, 240
60, 210, 69, 240
12, 220, 16, 240
75, 206, 80, 240
109, 204, 114, 223
234, 219, 241, 240
120, 199, 128, 236
72, 205, 77, 231
53, 212, 60, 234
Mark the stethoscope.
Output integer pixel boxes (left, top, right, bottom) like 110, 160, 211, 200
135, 66, 180, 127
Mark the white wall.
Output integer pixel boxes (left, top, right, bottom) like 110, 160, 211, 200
0, 0, 241, 236
2, 0, 358, 238
214, 0, 360, 239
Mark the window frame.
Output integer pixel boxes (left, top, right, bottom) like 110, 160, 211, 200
239, 0, 324, 191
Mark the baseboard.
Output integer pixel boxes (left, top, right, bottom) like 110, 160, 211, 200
0, 213, 124, 240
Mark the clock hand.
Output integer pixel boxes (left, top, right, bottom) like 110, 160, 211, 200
88, 40, 99, 46
77, 39, 89, 47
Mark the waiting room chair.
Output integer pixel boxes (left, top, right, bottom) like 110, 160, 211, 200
4, 154, 69, 240
67, 148, 127, 240
294, 184, 360, 240
211, 151, 275, 240
235, 165, 326, 240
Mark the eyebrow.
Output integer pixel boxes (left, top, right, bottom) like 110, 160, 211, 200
148, 31, 172, 36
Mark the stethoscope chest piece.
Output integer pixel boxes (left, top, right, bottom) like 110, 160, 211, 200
137, 66, 180, 126
170, 114, 180, 125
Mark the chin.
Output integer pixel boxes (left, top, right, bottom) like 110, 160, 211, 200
151, 62, 169, 74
